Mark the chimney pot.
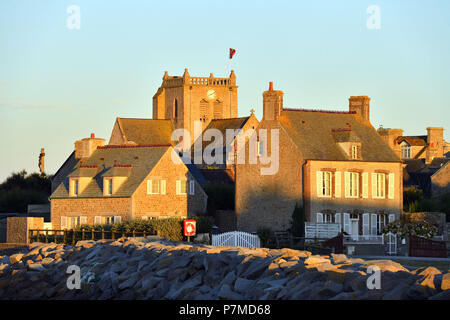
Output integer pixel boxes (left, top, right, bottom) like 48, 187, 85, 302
269, 82, 273, 91
91, 133, 95, 138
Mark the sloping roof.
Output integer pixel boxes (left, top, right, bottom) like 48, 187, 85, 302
278, 109, 401, 162
395, 135, 427, 146
201, 117, 251, 150
50, 145, 170, 198
116, 118, 175, 146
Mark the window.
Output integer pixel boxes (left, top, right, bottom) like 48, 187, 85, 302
104, 178, 113, 196
147, 180, 160, 194
376, 214, 386, 235
345, 172, 359, 198
401, 144, 411, 159
373, 173, 385, 198
352, 145, 358, 159
176, 180, 187, 195
68, 216, 81, 229
189, 180, 195, 195
257, 139, 264, 157
174, 99, 178, 118
70, 179, 79, 196
324, 213, 333, 223
317, 171, 332, 197
95, 216, 121, 225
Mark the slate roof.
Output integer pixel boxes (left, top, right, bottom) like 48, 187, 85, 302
116, 118, 175, 146
50, 145, 171, 199
395, 135, 427, 146
278, 109, 401, 162
201, 117, 251, 150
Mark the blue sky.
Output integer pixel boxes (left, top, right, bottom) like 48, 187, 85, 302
0, 0, 449, 181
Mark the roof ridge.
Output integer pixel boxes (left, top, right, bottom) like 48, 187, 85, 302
210, 116, 250, 122
283, 108, 356, 115
118, 117, 172, 121
98, 144, 171, 149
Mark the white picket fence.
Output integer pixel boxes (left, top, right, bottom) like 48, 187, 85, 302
305, 222, 341, 239
212, 231, 261, 248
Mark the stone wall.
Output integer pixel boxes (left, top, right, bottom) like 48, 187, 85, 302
6, 217, 44, 244
214, 210, 237, 232
431, 163, 450, 198
51, 197, 131, 229
236, 121, 303, 233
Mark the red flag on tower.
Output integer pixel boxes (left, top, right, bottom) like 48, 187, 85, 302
229, 48, 236, 59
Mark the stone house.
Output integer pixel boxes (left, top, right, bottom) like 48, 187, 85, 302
378, 126, 446, 163
235, 83, 404, 246
431, 161, 450, 198
50, 134, 207, 229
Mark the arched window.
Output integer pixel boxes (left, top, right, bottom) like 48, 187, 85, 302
199, 99, 208, 121
174, 99, 178, 118
213, 100, 222, 119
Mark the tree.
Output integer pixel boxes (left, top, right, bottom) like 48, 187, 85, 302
291, 203, 305, 237
0, 170, 52, 213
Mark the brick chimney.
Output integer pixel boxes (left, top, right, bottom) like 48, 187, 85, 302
74, 133, 105, 159
349, 96, 370, 123
426, 127, 444, 163
263, 82, 283, 121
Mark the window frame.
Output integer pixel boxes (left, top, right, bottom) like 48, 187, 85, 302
347, 172, 359, 198
147, 179, 160, 195
373, 173, 386, 199
318, 171, 332, 198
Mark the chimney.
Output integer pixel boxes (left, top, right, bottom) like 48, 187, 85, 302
38, 148, 45, 174
377, 128, 403, 157
426, 127, 444, 163
75, 133, 106, 159
263, 82, 283, 121
349, 96, 370, 123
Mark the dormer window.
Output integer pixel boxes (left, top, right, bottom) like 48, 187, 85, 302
70, 179, 79, 197
352, 145, 358, 159
401, 143, 411, 159
104, 178, 113, 196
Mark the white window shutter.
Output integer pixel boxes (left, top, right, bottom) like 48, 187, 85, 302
362, 172, 369, 198
316, 213, 323, 223
344, 172, 350, 198
80, 216, 87, 225
189, 180, 195, 195
388, 173, 395, 199
163, 180, 167, 194
335, 213, 341, 228
147, 180, 151, 194
388, 214, 395, 223
316, 171, 323, 197
61, 216, 67, 229
94, 216, 102, 225
334, 171, 341, 198
371, 173, 377, 198
114, 216, 122, 224
362, 213, 370, 236
343, 213, 350, 234
371, 214, 378, 235
176, 180, 181, 194
141, 216, 148, 221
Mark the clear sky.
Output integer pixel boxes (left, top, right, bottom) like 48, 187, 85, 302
0, 0, 449, 182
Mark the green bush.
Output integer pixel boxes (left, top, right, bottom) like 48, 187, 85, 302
291, 203, 305, 237
191, 216, 214, 234
72, 216, 214, 242
257, 227, 274, 248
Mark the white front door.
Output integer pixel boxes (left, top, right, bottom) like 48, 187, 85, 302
350, 219, 359, 240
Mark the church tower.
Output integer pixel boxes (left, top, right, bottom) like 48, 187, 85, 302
152, 68, 238, 146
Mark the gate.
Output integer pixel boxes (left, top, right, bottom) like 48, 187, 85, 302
386, 232, 397, 255
212, 231, 261, 248
409, 235, 447, 258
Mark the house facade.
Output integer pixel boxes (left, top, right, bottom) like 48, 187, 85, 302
50, 135, 207, 229
235, 83, 403, 244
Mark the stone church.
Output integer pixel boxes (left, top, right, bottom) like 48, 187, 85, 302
152, 69, 238, 145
